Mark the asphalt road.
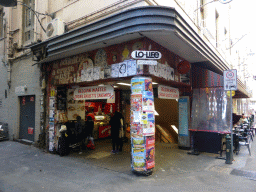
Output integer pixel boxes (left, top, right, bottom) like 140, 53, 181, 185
0, 141, 255, 192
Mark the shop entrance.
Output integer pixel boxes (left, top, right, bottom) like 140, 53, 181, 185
19, 95, 35, 141
154, 98, 179, 143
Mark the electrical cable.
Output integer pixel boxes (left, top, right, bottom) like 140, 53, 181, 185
226, 34, 247, 50
16, 1, 49, 33
17, 1, 52, 17
194, 0, 233, 12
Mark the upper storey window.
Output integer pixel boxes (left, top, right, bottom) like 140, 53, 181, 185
23, 0, 34, 44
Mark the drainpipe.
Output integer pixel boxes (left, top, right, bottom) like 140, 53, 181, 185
7, 7, 12, 89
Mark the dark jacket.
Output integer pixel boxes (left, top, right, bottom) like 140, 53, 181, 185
86, 116, 94, 137
110, 112, 122, 138
75, 119, 85, 140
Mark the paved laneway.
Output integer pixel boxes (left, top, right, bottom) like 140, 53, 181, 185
0, 140, 255, 192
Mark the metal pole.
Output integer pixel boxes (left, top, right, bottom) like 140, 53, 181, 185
230, 92, 233, 162
226, 92, 233, 164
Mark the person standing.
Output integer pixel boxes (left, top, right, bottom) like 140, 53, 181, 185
85, 115, 95, 150
109, 111, 123, 153
75, 116, 86, 154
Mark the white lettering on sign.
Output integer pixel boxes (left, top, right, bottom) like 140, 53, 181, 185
137, 60, 157, 65
131, 50, 162, 60
158, 85, 179, 100
74, 85, 114, 100
223, 69, 237, 91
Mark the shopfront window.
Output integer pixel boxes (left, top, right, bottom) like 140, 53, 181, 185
191, 88, 231, 133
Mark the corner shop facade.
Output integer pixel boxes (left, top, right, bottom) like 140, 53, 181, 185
30, 6, 250, 164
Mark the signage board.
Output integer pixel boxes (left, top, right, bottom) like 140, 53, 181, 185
223, 69, 237, 91
158, 85, 179, 100
15, 86, 26, 95
131, 50, 162, 60
73, 85, 114, 100
137, 60, 157, 65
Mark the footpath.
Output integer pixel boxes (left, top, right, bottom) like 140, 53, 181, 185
0, 137, 255, 192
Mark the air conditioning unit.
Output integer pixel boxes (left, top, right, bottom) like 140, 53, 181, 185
46, 18, 65, 38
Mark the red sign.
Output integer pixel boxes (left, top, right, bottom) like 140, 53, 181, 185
99, 125, 111, 138
146, 136, 155, 169
22, 97, 26, 105
30, 97, 34, 102
28, 127, 34, 135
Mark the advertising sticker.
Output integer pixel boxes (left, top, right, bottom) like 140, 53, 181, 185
127, 60, 137, 76
119, 61, 127, 77
93, 67, 100, 80
111, 63, 119, 78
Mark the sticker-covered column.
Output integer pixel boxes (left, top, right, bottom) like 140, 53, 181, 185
130, 76, 155, 175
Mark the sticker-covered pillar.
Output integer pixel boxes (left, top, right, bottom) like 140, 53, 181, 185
130, 76, 155, 175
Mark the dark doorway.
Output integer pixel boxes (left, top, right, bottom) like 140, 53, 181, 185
19, 95, 35, 141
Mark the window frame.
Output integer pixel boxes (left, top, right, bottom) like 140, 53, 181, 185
22, 0, 35, 45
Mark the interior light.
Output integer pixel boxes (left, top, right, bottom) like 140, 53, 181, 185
152, 82, 158, 85
114, 86, 118, 88
117, 83, 131, 86
98, 84, 104, 86
171, 125, 178, 134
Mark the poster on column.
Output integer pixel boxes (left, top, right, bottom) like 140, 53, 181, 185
132, 137, 145, 148
132, 147, 146, 171
130, 123, 143, 137
146, 135, 155, 169
142, 119, 155, 136
145, 79, 153, 92
131, 78, 145, 94
142, 91, 154, 111
131, 94, 142, 112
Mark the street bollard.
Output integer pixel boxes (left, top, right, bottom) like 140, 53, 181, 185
225, 134, 233, 164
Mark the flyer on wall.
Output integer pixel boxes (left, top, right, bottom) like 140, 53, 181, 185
146, 135, 155, 169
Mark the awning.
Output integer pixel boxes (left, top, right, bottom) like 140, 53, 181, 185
29, 6, 250, 98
